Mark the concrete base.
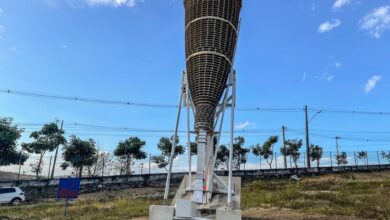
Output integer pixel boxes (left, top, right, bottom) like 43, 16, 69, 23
172, 175, 241, 212
149, 205, 175, 220
216, 209, 241, 220
175, 199, 198, 218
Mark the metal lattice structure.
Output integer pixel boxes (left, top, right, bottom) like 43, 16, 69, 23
185, 0, 242, 133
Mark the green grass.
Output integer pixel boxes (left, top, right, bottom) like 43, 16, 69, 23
242, 174, 390, 219
0, 197, 162, 220
1, 172, 390, 219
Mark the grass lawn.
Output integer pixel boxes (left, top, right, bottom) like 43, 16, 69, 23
1, 171, 389, 220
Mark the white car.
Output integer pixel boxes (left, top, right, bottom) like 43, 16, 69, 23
0, 187, 25, 206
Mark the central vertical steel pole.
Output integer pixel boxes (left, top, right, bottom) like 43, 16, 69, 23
193, 130, 207, 203
228, 71, 236, 209
163, 91, 183, 201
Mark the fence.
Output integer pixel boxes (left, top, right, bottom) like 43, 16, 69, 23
1, 150, 389, 181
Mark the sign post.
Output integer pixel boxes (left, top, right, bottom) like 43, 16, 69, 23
57, 178, 80, 218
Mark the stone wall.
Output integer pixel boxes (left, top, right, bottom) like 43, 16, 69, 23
0, 165, 388, 203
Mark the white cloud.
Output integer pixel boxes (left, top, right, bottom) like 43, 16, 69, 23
333, 0, 351, 10
327, 75, 335, 82
85, 0, 142, 7
316, 71, 335, 83
0, 25, 4, 39
311, 3, 316, 11
318, 19, 341, 33
8, 46, 17, 53
334, 62, 341, 67
365, 75, 382, 93
359, 6, 390, 39
235, 121, 256, 130
302, 73, 307, 82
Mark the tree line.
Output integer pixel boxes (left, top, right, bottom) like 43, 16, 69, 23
1, 117, 389, 178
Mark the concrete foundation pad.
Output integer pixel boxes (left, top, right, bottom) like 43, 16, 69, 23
216, 209, 241, 220
175, 199, 199, 218
173, 175, 241, 211
149, 205, 175, 220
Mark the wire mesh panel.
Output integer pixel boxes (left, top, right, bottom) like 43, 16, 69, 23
184, 0, 242, 133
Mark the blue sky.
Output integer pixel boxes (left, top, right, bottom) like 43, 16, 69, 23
1, 0, 390, 161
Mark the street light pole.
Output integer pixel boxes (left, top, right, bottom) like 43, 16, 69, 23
305, 106, 311, 168
282, 126, 287, 169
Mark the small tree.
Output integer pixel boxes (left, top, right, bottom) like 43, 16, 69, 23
63, 135, 98, 178
336, 151, 348, 166
22, 123, 66, 179
232, 137, 250, 170
380, 151, 390, 163
114, 137, 147, 175
357, 151, 368, 166
0, 118, 28, 166
309, 144, 323, 168
260, 136, 278, 169
252, 144, 262, 168
60, 162, 69, 171
190, 141, 197, 156
216, 145, 229, 170
152, 136, 185, 172
86, 151, 112, 177
284, 139, 302, 168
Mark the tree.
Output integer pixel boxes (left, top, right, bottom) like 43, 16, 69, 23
380, 151, 390, 163
63, 135, 98, 178
309, 144, 323, 168
86, 151, 113, 177
0, 118, 29, 166
357, 151, 368, 166
259, 136, 278, 169
114, 137, 147, 175
22, 122, 66, 179
231, 137, 250, 170
216, 145, 229, 169
336, 151, 348, 166
190, 141, 197, 156
283, 139, 302, 168
60, 162, 69, 171
152, 136, 185, 172
252, 144, 262, 168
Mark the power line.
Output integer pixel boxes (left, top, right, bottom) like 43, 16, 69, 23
3, 88, 390, 115
311, 108, 390, 116
0, 89, 178, 109
288, 130, 390, 143
18, 122, 283, 134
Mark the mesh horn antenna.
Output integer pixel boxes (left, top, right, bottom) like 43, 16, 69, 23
185, 0, 242, 134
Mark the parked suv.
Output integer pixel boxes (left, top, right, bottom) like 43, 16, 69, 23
0, 187, 25, 206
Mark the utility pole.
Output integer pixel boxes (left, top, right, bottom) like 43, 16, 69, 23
101, 153, 105, 177
51, 120, 63, 179
282, 126, 287, 169
304, 105, 311, 168
149, 153, 151, 175
140, 163, 144, 175
47, 156, 52, 179
335, 137, 340, 155
17, 150, 23, 185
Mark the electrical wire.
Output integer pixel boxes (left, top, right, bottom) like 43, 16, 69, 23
3, 88, 390, 115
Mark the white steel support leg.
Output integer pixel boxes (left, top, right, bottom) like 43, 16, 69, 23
228, 71, 236, 209
163, 91, 184, 202
207, 72, 232, 199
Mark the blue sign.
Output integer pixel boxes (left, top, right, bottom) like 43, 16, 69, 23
57, 178, 80, 199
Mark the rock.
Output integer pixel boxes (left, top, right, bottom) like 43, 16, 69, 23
290, 175, 300, 181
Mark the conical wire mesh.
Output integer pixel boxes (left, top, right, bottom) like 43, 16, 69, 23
185, 0, 242, 133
